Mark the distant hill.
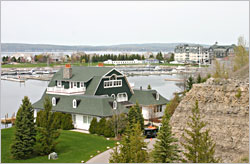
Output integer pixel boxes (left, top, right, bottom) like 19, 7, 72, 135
1, 43, 210, 52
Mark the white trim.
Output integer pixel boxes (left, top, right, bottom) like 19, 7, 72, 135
111, 94, 116, 99
52, 97, 56, 106
117, 92, 128, 102
156, 93, 160, 101
103, 68, 124, 78
73, 99, 77, 108
104, 80, 122, 88
57, 81, 62, 87
113, 101, 117, 109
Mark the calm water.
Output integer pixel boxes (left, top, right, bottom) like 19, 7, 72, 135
1, 74, 181, 127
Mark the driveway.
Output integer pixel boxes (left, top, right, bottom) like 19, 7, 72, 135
86, 138, 156, 163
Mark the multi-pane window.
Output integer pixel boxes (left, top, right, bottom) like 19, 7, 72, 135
104, 80, 122, 88
83, 115, 94, 124
156, 105, 162, 112
83, 116, 88, 124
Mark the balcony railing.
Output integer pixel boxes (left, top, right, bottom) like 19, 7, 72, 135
46, 86, 86, 95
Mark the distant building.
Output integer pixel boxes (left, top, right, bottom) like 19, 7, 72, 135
144, 59, 159, 64
209, 42, 236, 59
174, 44, 210, 64
33, 65, 168, 130
103, 59, 143, 65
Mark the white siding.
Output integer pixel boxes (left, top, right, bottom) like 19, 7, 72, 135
142, 105, 166, 120
73, 114, 100, 130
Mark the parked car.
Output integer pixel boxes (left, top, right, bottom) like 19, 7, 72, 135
144, 126, 158, 138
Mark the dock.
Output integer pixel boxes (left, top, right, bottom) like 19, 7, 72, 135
1, 76, 25, 82
164, 78, 185, 82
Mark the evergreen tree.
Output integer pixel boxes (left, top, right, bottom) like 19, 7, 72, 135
35, 97, 60, 155
96, 118, 106, 135
181, 100, 220, 163
11, 96, 36, 159
196, 74, 202, 83
61, 113, 74, 130
153, 109, 180, 163
170, 53, 175, 62
128, 102, 144, 130
104, 119, 115, 137
89, 117, 98, 134
109, 122, 148, 163
147, 84, 152, 90
186, 76, 194, 91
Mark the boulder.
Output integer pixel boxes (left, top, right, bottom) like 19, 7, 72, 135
48, 152, 58, 160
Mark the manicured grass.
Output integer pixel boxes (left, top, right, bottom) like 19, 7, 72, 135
1, 62, 114, 68
1, 127, 116, 163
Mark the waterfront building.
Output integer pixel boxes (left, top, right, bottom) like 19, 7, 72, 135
103, 59, 143, 65
209, 42, 236, 59
33, 64, 168, 130
174, 44, 211, 64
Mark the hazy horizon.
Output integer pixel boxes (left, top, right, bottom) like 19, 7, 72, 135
2, 1, 249, 46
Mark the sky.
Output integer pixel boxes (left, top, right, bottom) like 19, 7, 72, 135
1, 1, 249, 46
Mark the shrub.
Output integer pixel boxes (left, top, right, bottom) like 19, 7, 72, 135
104, 119, 115, 137
61, 114, 74, 130
235, 88, 242, 99
37, 111, 73, 130
96, 118, 106, 136
51, 112, 63, 129
89, 117, 98, 134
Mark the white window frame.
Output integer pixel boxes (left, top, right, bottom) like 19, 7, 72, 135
73, 82, 77, 88
111, 94, 116, 99
73, 99, 77, 108
80, 82, 84, 88
52, 97, 56, 106
113, 101, 117, 109
103, 80, 122, 88
117, 92, 128, 102
57, 81, 62, 87
156, 93, 160, 101
83, 115, 87, 124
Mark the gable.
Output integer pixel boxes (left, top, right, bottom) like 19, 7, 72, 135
104, 69, 122, 77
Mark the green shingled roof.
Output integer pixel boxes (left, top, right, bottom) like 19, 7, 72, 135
50, 66, 113, 82
32, 93, 128, 117
129, 89, 169, 106
85, 76, 102, 95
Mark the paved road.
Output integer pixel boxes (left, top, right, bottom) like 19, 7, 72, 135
86, 138, 156, 163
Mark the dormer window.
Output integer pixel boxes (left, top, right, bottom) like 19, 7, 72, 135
156, 93, 160, 101
73, 99, 77, 108
111, 94, 116, 99
52, 97, 56, 106
113, 101, 117, 110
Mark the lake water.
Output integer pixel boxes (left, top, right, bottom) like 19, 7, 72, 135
1, 74, 182, 127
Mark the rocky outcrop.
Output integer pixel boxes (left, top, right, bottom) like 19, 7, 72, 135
170, 78, 249, 163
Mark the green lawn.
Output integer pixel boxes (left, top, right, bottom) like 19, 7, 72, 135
1, 127, 116, 163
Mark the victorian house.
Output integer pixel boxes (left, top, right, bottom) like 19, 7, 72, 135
33, 64, 169, 130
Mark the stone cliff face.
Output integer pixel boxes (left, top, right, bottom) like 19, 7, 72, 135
170, 78, 249, 162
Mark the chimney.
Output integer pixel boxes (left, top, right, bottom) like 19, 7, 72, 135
140, 86, 142, 90
63, 64, 72, 79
